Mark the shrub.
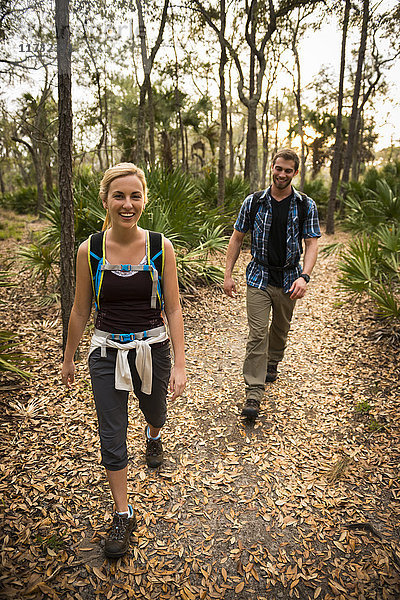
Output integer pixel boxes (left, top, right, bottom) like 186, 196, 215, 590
0, 186, 38, 214
19, 167, 229, 291
344, 179, 400, 233
339, 224, 400, 330
193, 170, 249, 219
303, 178, 329, 221
0, 271, 31, 379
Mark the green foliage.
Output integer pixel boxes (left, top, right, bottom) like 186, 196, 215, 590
339, 223, 400, 331
362, 161, 400, 196
344, 179, 400, 233
303, 178, 329, 220
17, 241, 59, 287
339, 161, 400, 331
356, 400, 371, 414
142, 168, 229, 287
20, 167, 228, 290
193, 170, 249, 217
0, 218, 25, 241
0, 330, 32, 379
369, 283, 400, 320
224, 176, 250, 214
40, 168, 104, 250
0, 186, 37, 214
338, 235, 380, 295
0, 271, 31, 379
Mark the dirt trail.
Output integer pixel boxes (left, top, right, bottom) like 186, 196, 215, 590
1, 231, 399, 600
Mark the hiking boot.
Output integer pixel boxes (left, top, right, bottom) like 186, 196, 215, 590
241, 397, 260, 418
145, 427, 164, 468
105, 509, 136, 558
265, 363, 278, 383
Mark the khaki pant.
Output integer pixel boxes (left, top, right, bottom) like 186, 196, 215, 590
243, 285, 296, 401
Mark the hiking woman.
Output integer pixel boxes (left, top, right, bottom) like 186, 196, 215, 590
61, 163, 186, 558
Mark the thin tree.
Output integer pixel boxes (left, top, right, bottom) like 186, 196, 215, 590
340, 0, 369, 197
326, 0, 351, 234
217, 0, 228, 207
135, 0, 169, 167
193, 0, 323, 192
55, 0, 74, 351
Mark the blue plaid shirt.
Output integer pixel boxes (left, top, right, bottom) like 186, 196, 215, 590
234, 186, 321, 293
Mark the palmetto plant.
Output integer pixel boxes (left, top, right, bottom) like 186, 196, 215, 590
142, 168, 229, 287
0, 271, 31, 379
344, 179, 400, 233
17, 241, 59, 287
18, 167, 229, 290
339, 235, 380, 295
339, 225, 400, 327
40, 168, 105, 250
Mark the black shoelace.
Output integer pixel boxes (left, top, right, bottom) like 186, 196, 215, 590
109, 514, 129, 540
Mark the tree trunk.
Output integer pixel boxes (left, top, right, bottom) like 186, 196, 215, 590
160, 130, 173, 171
0, 167, 5, 194
244, 9, 256, 183
228, 64, 235, 178
274, 96, 280, 155
292, 14, 306, 192
340, 0, 369, 196
35, 151, 46, 212
217, 0, 227, 208
147, 83, 156, 166
135, 0, 169, 168
351, 112, 362, 180
179, 112, 185, 169
56, 0, 75, 352
45, 161, 53, 197
326, 0, 351, 234
247, 98, 259, 192
228, 100, 234, 178
261, 94, 270, 189
135, 76, 148, 167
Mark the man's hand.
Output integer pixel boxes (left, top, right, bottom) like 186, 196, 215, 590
289, 276, 308, 299
224, 276, 237, 297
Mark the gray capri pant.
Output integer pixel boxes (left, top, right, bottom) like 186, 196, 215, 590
89, 342, 171, 471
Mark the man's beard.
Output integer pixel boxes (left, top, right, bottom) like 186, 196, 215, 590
273, 175, 291, 189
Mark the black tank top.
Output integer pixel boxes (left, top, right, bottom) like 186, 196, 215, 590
95, 270, 164, 334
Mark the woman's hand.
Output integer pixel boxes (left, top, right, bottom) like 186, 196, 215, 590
62, 360, 75, 388
169, 365, 187, 400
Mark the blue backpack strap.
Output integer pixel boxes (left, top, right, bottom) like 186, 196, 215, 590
147, 230, 164, 309
88, 231, 106, 311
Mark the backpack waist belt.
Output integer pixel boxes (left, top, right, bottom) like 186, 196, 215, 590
89, 326, 168, 395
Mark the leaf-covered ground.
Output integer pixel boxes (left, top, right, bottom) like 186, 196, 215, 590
1, 222, 399, 600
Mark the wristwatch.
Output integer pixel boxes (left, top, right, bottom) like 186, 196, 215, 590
300, 273, 310, 283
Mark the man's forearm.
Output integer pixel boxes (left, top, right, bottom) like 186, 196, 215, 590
302, 238, 318, 275
225, 233, 244, 276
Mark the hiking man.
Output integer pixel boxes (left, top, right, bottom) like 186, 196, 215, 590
224, 148, 321, 419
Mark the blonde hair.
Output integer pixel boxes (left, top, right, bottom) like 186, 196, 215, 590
99, 162, 147, 230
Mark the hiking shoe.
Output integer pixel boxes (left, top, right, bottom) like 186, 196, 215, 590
105, 509, 136, 558
241, 397, 260, 418
145, 427, 164, 468
265, 363, 278, 383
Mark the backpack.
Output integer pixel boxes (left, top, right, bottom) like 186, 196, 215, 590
88, 229, 165, 311
249, 190, 309, 268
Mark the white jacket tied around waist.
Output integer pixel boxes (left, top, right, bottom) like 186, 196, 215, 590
89, 326, 168, 395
